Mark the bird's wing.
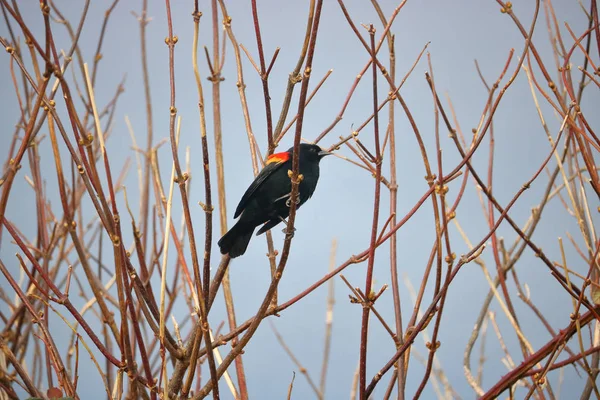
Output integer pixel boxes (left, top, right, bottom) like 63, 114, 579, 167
233, 151, 290, 218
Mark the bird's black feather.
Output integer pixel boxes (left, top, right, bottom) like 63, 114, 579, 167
218, 143, 330, 258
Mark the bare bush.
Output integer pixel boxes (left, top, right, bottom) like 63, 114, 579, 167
0, 1, 599, 399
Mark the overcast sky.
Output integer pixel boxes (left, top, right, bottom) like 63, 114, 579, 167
1, 1, 599, 399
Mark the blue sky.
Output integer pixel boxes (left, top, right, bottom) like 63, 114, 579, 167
1, 1, 599, 399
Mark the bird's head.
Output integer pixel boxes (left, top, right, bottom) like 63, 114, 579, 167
288, 143, 332, 163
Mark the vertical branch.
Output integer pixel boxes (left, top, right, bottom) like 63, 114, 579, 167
158, 118, 179, 396
359, 25, 382, 400
191, 9, 213, 330
209, 0, 227, 236
0, 66, 50, 243
319, 239, 337, 397
83, 61, 137, 388
138, 0, 154, 261
208, 1, 249, 397
186, 6, 232, 399
162, 1, 220, 398
272, 0, 316, 144
218, 0, 259, 174
370, 1, 405, 396
477, 59, 533, 367
251, 0, 274, 152
284, 1, 322, 241
192, 1, 325, 397
247, 2, 283, 307
89, 0, 120, 87
413, 54, 458, 400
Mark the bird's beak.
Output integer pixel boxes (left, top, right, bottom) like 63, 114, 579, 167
318, 149, 332, 158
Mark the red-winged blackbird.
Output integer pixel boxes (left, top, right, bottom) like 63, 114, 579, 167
218, 143, 331, 258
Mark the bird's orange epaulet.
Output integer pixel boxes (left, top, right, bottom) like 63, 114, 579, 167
266, 151, 290, 165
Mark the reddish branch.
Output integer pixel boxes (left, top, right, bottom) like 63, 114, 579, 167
359, 24, 383, 400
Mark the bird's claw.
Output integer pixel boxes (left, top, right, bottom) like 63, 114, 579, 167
283, 226, 296, 238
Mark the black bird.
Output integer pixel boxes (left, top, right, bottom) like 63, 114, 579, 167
218, 143, 331, 258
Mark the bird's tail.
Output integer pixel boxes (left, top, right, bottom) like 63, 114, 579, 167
218, 222, 254, 258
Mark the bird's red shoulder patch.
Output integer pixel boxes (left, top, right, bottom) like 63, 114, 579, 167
266, 151, 290, 165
